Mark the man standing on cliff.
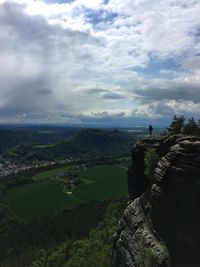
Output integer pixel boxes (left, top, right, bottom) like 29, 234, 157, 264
149, 125, 153, 136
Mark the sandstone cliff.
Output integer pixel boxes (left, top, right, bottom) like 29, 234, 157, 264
112, 135, 200, 267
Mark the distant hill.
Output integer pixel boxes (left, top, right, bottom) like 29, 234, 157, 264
43, 128, 136, 160
0, 126, 80, 153
4, 128, 141, 162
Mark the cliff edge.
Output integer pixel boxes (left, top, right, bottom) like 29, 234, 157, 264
112, 135, 200, 267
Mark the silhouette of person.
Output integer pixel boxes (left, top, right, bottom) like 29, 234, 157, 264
149, 125, 153, 136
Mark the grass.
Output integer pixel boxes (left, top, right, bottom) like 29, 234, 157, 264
2, 165, 127, 220
74, 165, 127, 202
32, 166, 69, 180
3, 180, 77, 220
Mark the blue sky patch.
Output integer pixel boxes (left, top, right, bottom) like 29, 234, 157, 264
132, 56, 181, 78
84, 8, 118, 26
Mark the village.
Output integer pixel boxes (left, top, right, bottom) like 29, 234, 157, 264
0, 156, 76, 178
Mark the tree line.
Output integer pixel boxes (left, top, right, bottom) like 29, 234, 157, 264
167, 115, 200, 136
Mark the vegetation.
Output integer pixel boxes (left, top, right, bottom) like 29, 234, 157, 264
167, 115, 200, 136
135, 238, 158, 267
183, 117, 199, 136
32, 166, 69, 180
3, 128, 136, 163
0, 201, 112, 266
144, 149, 160, 180
30, 199, 126, 267
0, 126, 80, 153
0, 204, 21, 237
2, 180, 77, 220
63, 200, 125, 267
2, 165, 127, 220
0, 126, 133, 267
37, 128, 134, 161
74, 165, 127, 202
167, 115, 185, 135
1, 119, 198, 267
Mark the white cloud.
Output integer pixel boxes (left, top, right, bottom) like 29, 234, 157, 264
0, 0, 200, 125
75, 0, 103, 9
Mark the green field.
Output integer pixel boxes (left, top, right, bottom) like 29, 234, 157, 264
3, 180, 78, 220
32, 166, 69, 180
3, 165, 127, 220
74, 165, 127, 202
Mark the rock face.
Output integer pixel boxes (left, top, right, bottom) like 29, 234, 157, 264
112, 135, 200, 267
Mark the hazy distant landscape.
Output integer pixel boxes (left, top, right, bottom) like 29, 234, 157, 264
0, 125, 140, 266
0, 116, 199, 267
0, 126, 142, 219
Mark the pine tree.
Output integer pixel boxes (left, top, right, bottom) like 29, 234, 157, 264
167, 115, 185, 135
183, 117, 199, 135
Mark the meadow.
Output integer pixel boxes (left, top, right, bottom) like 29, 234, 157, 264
32, 166, 69, 180
3, 165, 127, 220
74, 165, 127, 202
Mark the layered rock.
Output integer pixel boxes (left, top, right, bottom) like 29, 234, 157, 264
113, 135, 200, 267
127, 136, 163, 199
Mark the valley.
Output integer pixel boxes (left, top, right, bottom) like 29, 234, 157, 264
2, 164, 128, 220
0, 126, 144, 266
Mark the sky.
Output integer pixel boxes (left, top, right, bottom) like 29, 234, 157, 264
0, 0, 200, 127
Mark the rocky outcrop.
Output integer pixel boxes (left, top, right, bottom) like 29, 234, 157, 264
127, 136, 163, 199
113, 135, 200, 267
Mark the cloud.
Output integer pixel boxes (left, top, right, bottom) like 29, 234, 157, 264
84, 86, 107, 94
83, 86, 125, 100
102, 91, 125, 99
84, 8, 118, 26
146, 99, 200, 119
0, 1, 105, 121
0, 0, 200, 125
134, 79, 200, 103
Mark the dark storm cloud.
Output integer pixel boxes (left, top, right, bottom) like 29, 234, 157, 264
36, 88, 52, 95
0, 0, 102, 64
0, 79, 53, 116
134, 80, 200, 103
84, 87, 107, 94
83, 87, 125, 100
0, 1, 104, 121
101, 92, 125, 99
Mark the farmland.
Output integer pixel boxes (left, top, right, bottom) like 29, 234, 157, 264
3, 180, 77, 220
75, 165, 127, 202
2, 164, 127, 220
32, 165, 70, 180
